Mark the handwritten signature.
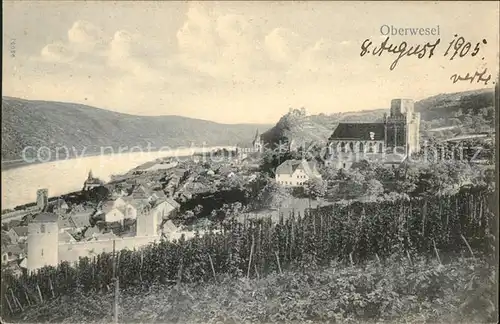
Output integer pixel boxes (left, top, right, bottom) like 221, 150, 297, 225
450, 68, 491, 85
360, 37, 441, 70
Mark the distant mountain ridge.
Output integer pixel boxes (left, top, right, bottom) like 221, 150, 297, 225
2, 88, 495, 162
261, 88, 495, 146
1, 97, 272, 161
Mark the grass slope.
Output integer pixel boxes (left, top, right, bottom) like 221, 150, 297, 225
1, 97, 272, 161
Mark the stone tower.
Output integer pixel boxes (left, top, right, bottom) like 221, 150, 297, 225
384, 99, 420, 155
27, 212, 59, 273
136, 207, 159, 237
36, 188, 49, 211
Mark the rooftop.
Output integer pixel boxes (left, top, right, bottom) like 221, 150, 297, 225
58, 217, 76, 229
58, 231, 76, 243
10, 226, 28, 237
329, 123, 386, 141
3, 244, 25, 256
32, 212, 58, 223
84, 226, 101, 240
84, 178, 104, 185
157, 197, 181, 209
275, 159, 320, 178
70, 213, 92, 228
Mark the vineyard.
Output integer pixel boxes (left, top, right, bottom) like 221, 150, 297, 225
1, 185, 496, 321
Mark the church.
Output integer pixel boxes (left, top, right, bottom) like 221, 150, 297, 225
327, 99, 421, 169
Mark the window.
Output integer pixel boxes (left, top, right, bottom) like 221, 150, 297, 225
41, 249, 44, 256
40, 224, 45, 233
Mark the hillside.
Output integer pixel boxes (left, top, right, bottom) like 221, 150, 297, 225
1, 97, 272, 161
2, 88, 495, 162
414, 88, 495, 119
261, 88, 496, 146
261, 108, 387, 147
6, 257, 495, 324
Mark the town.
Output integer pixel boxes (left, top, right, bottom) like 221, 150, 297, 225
2, 2, 498, 322
2, 98, 494, 277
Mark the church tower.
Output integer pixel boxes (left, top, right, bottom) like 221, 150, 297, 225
252, 129, 263, 153
385, 99, 420, 155
27, 212, 59, 273
36, 188, 49, 211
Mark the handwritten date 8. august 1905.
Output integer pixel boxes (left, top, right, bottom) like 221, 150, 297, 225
359, 35, 491, 85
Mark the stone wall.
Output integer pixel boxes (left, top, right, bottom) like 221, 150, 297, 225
58, 235, 161, 264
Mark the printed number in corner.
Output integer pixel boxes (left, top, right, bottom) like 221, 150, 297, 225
10, 39, 16, 58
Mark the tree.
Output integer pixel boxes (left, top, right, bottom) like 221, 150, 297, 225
463, 115, 473, 126
245, 173, 271, 202
449, 118, 462, 126
414, 163, 451, 196
363, 179, 384, 198
305, 178, 327, 200
329, 168, 366, 200
394, 164, 421, 194
193, 204, 203, 216
85, 186, 110, 204
257, 180, 291, 209
319, 165, 338, 182
1, 233, 12, 248
182, 210, 195, 221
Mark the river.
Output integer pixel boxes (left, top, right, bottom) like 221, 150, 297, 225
1, 146, 234, 210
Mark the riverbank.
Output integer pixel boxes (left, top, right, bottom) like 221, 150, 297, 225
1, 145, 237, 171
1, 145, 236, 210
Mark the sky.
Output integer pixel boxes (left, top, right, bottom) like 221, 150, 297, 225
3, 1, 499, 124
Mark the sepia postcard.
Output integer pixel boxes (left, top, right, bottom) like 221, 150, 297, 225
1, 1, 499, 323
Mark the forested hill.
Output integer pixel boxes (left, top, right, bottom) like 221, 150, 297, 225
261, 87, 496, 146
1, 97, 272, 161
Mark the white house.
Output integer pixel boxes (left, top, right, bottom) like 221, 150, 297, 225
104, 207, 125, 223
112, 197, 128, 209
151, 198, 180, 225
100, 197, 140, 222
123, 203, 138, 220
7, 226, 28, 244
275, 159, 322, 187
